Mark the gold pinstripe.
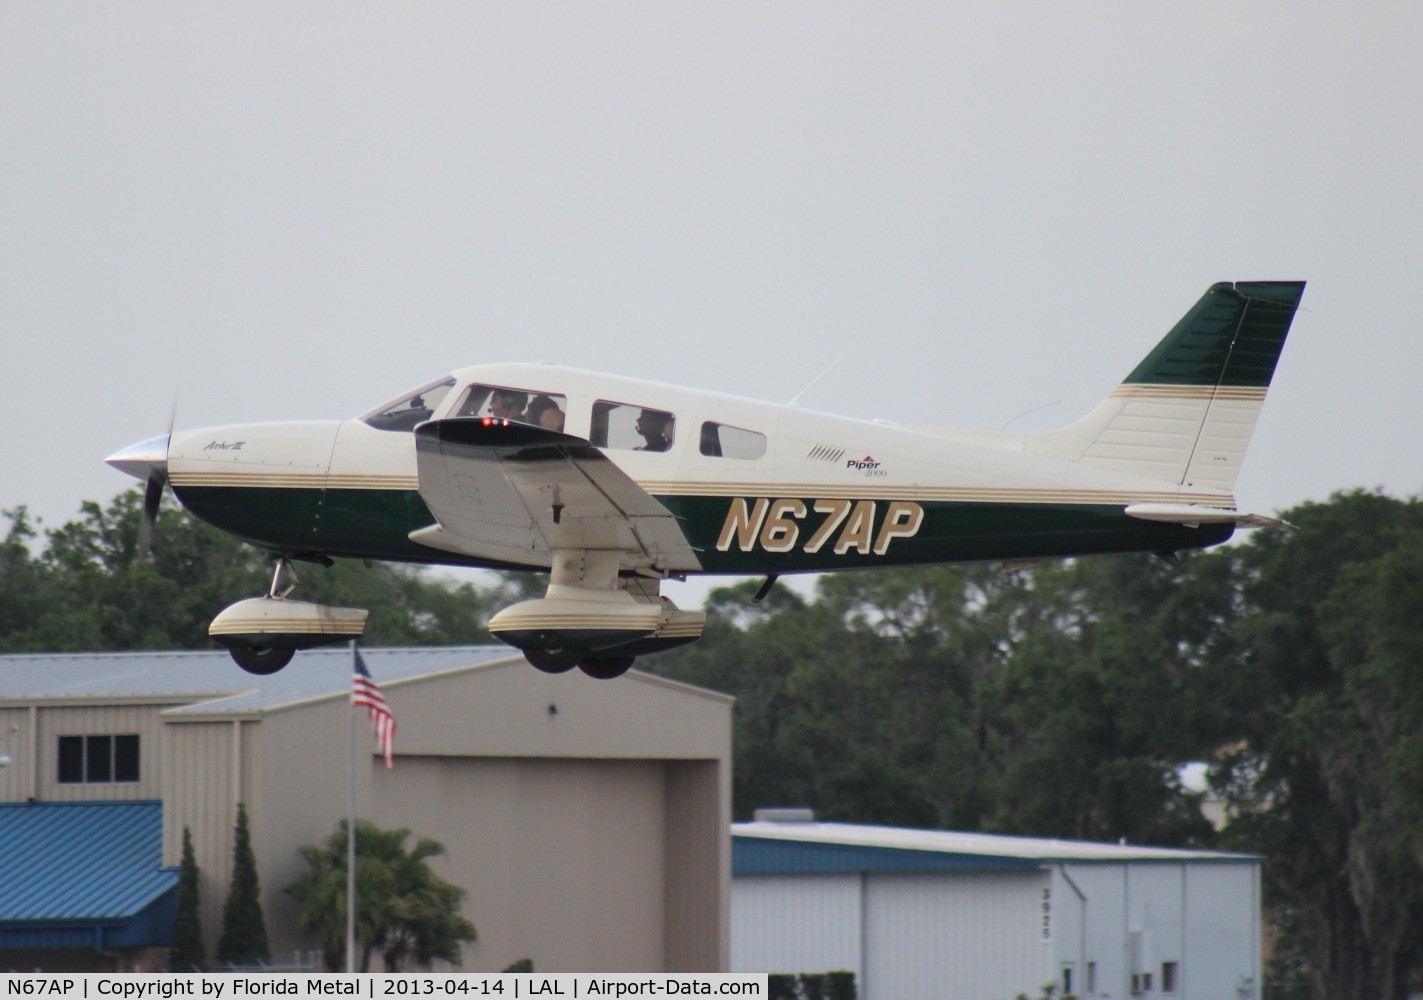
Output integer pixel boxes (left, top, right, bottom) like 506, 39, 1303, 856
643, 483, 1233, 506
1112, 385, 1267, 401
491, 615, 659, 630
171, 472, 419, 489
654, 623, 705, 637
173, 468, 1231, 509
209, 619, 367, 635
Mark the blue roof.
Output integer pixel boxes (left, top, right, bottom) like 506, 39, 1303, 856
733, 820, 1261, 873
0, 801, 177, 923
734, 836, 1041, 875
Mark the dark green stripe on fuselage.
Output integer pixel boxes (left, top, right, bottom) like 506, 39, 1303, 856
175, 485, 466, 566
661, 495, 1231, 574
176, 485, 1233, 575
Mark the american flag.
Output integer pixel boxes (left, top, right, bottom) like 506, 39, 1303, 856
352, 648, 396, 768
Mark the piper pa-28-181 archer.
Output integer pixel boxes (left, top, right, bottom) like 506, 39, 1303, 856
107, 280, 1304, 679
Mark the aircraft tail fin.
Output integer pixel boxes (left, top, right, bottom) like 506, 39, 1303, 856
1027, 281, 1305, 492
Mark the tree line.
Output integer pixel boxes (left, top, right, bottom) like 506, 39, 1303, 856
3, 488, 1422, 996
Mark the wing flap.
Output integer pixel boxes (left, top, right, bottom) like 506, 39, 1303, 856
411, 418, 702, 572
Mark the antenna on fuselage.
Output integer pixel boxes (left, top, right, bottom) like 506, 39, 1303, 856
786, 346, 855, 408
999, 399, 1061, 432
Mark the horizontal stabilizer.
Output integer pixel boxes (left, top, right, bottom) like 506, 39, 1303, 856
1124, 503, 1284, 530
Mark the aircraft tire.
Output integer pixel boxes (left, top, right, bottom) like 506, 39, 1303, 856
229, 646, 296, 675
578, 656, 636, 680
524, 648, 582, 674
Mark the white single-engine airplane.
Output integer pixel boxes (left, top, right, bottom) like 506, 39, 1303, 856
107, 280, 1304, 679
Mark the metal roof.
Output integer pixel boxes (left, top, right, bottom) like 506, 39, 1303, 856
0, 645, 520, 714
732, 820, 1261, 870
0, 801, 176, 921
735, 836, 1042, 875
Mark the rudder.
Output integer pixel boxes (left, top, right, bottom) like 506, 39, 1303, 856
1029, 281, 1305, 491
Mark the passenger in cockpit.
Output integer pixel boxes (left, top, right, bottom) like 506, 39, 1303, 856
528, 395, 565, 432
490, 390, 528, 422
635, 410, 674, 452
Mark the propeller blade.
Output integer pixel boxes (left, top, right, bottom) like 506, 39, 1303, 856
136, 468, 166, 561
135, 392, 178, 562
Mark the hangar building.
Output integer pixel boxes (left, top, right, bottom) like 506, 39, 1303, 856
0, 647, 731, 973
732, 815, 1262, 1000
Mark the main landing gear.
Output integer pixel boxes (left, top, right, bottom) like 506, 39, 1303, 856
523, 649, 637, 680
490, 551, 707, 681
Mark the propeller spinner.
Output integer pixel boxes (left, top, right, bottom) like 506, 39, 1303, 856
104, 432, 171, 560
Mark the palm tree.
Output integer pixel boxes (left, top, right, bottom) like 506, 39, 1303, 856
287, 820, 476, 972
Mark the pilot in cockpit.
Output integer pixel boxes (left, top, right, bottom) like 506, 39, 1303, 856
489, 390, 528, 423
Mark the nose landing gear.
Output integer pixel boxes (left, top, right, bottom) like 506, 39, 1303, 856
209, 558, 369, 675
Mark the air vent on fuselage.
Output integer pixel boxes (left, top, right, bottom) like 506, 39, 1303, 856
806, 445, 845, 463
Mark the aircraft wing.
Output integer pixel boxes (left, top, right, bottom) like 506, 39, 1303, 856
409, 418, 703, 573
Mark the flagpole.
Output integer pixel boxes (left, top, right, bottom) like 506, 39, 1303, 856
347, 639, 358, 974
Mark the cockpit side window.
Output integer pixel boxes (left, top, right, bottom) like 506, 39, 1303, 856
592, 400, 676, 452
360, 377, 456, 433
454, 384, 568, 432
700, 421, 767, 460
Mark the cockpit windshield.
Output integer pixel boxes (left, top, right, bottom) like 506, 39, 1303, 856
453, 384, 569, 432
360, 377, 457, 433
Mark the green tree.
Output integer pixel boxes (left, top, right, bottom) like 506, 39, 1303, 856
217, 803, 270, 967
980, 551, 1237, 846
170, 826, 206, 971
1219, 491, 1423, 999
286, 820, 476, 972
0, 507, 48, 641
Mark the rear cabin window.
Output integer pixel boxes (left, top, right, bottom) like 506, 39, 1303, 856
453, 385, 568, 432
361, 377, 456, 432
699, 421, 767, 460
592, 401, 676, 452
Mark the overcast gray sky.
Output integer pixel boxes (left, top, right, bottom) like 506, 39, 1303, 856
4, 3, 1421, 601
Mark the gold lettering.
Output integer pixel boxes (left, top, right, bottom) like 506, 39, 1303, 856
716, 498, 769, 552
873, 501, 924, 554
803, 499, 852, 554
760, 498, 807, 553
833, 500, 877, 555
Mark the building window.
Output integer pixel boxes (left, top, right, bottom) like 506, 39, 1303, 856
58, 735, 140, 784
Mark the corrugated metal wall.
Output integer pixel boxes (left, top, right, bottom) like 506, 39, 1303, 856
732, 874, 862, 978
867, 870, 1049, 1000
29, 704, 169, 802
0, 702, 181, 802
371, 755, 668, 973
162, 718, 241, 961
0, 707, 30, 801
734, 860, 1260, 1000
732, 868, 1051, 999
1053, 861, 1259, 1000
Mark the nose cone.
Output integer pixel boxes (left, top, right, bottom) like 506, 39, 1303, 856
105, 434, 171, 481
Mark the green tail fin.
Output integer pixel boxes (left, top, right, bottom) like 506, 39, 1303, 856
1031, 281, 1305, 492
